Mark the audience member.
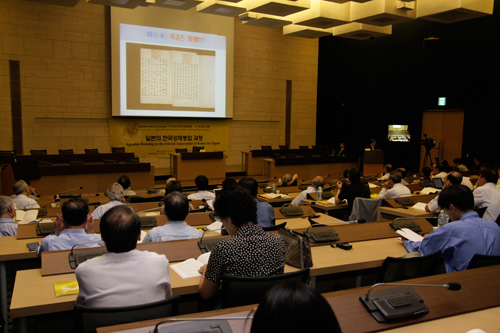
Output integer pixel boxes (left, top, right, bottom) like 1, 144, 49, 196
425, 171, 462, 212
472, 168, 500, 221
11, 180, 40, 209
281, 173, 298, 187
402, 184, 500, 272
453, 158, 469, 173
291, 176, 325, 206
419, 166, 434, 187
250, 282, 341, 333
143, 192, 202, 242
377, 171, 411, 199
198, 187, 285, 305
396, 167, 409, 185
91, 183, 126, 220
117, 175, 136, 196
0, 196, 17, 237
187, 175, 215, 201
76, 205, 172, 307
378, 164, 393, 181
238, 177, 275, 228
36, 198, 103, 256
431, 164, 448, 179
222, 177, 237, 190
334, 167, 371, 219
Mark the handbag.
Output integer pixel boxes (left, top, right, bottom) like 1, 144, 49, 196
278, 228, 313, 269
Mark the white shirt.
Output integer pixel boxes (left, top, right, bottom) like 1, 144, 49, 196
291, 186, 317, 206
12, 194, 40, 210
91, 201, 126, 220
432, 172, 448, 180
378, 183, 411, 199
75, 249, 172, 307
187, 190, 215, 201
473, 182, 500, 222
462, 177, 474, 191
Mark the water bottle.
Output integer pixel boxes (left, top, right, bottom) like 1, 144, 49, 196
278, 178, 282, 186
317, 186, 323, 201
437, 210, 449, 227
55, 195, 61, 207
271, 183, 276, 194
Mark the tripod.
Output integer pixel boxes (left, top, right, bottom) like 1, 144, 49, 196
423, 148, 433, 167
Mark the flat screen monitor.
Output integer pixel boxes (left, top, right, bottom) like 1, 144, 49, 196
388, 125, 410, 142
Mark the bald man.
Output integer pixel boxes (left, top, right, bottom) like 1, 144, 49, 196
290, 176, 325, 206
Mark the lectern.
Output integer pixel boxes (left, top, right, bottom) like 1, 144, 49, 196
363, 150, 384, 176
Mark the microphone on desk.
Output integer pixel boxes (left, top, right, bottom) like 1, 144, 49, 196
152, 315, 253, 333
68, 240, 107, 269
360, 281, 462, 323
391, 216, 438, 232
308, 218, 365, 226
304, 221, 347, 243
198, 227, 226, 253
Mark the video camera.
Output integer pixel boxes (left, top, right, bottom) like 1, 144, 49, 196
421, 134, 435, 152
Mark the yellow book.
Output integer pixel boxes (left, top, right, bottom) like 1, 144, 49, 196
54, 280, 79, 297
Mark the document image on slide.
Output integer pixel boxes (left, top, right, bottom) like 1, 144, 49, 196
136, 45, 215, 110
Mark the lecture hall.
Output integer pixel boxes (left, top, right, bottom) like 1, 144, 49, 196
1, 0, 500, 332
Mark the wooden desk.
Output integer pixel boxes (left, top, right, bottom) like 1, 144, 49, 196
169, 152, 226, 181
96, 266, 500, 333
377, 206, 438, 221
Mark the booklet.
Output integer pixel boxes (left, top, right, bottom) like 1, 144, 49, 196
54, 280, 79, 297
15, 210, 39, 224
396, 228, 424, 242
171, 252, 211, 279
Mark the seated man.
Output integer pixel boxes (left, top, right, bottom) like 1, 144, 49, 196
76, 205, 172, 307
143, 191, 202, 242
118, 175, 136, 196
36, 198, 103, 256
0, 196, 17, 237
281, 173, 298, 187
91, 183, 126, 220
473, 168, 500, 221
11, 180, 39, 209
425, 171, 462, 212
290, 176, 325, 206
377, 171, 411, 199
238, 177, 275, 228
187, 175, 215, 201
402, 184, 500, 273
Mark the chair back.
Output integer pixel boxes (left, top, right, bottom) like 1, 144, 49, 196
220, 268, 310, 308
175, 148, 188, 153
84, 148, 99, 154
111, 147, 125, 153
58, 149, 74, 155
375, 250, 446, 283
348, 197, 382, 222
467, 254, 500, 270
74, 296, 180, 333
192, 146, 204, 152
261, 145, 272, 150
30, 149, 47, 155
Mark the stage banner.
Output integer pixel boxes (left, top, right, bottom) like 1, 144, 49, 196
109, 118, 230, 158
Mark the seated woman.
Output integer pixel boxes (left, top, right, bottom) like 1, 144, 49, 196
251, 282, 341, 333
198, 187, 286, 306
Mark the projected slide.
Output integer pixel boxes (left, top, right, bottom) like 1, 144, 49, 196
119, 24, 226, 118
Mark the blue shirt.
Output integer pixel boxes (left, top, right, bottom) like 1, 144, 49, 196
36, 228, 104, 256
0, 218, 17, 237
404, 211, 500, 272
256, 199, 275, 228
142, 221, 202, 242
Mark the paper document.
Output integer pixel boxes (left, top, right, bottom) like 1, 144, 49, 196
420, 187, 440, 195
15, 210, 39, 224
396, 228, 424, 242
411, 202, 428, 211
171, 252, 211, 279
